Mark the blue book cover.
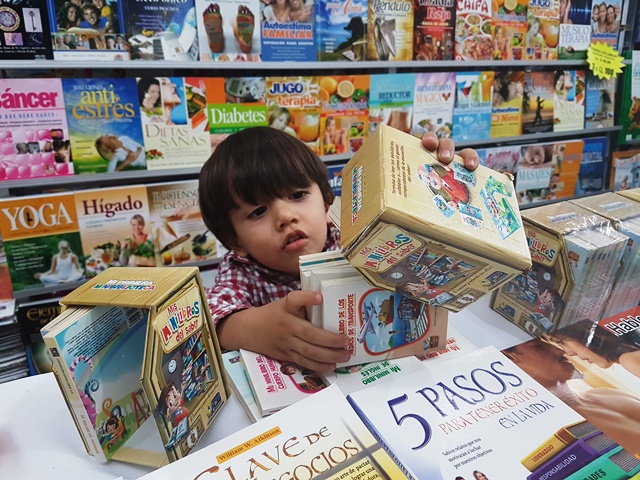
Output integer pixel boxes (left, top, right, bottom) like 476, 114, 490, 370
452, 71, 493, 142
315, 0, 367, 61
326, 163, 344, 197
368, 73, 415, 136
63, 78, 146, 175
123, 0, 199, 60
260, 0, 315, 61
585, 72, 615, 129
575, 136, 607, 195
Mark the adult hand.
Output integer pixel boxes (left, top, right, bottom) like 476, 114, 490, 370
421, 132, 479, 171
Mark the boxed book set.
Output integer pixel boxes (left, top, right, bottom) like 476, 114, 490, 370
42, 267, 230, 467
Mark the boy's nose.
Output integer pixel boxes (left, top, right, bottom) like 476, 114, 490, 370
273, 200, 298, 229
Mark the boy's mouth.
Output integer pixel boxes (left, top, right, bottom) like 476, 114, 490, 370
283, 231, 307, 250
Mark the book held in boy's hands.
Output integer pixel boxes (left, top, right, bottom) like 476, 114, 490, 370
136, 384, 406, 480
347, 345, 626, 480
339, 123, 531, 312
42, 267, 229, 466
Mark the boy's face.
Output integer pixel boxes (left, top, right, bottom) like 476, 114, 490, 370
229, 182, 329, 274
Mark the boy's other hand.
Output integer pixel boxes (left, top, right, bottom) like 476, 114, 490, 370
421, 132, 479, 171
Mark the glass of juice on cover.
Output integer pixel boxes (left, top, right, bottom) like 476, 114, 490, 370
203, 3, 224, 53
297, 113, 319, 143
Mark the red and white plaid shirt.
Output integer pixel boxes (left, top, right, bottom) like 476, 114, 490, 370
206, 226, 340, 325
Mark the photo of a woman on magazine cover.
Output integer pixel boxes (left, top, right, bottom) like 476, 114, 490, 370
35, 240, 85, 285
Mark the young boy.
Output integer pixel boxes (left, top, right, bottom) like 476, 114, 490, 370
199, 127, 479, 372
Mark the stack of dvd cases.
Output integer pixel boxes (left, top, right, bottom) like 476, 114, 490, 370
0, 299, 29, 384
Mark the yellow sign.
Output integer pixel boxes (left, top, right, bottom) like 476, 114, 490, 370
587, 42, 625, 80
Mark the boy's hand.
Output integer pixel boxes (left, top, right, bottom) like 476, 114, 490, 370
421, 132, 479, 171
217, 291, 351, 373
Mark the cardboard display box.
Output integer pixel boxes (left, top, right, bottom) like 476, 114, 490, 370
492, 202, 627, 337
42, 267, 230, 467
339, 123, 531, 312
617, 188, 640, 203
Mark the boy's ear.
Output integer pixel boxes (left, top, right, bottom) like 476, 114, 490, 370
230, 241, 249, 258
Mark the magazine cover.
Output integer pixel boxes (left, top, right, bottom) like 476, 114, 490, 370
63, 77, 146, 175
196, 0, 261, 61
137, 77, 211, 170
47, 0, 129, 60
74, 185, 156, 276
0, 78, 73, 181
454, 0, 491, 61
0, 192, 86, 292
413, 0, 455, 60
481, 145, 520, 175
316, 0, 368, 61
575, 136, 608, 195
585, 71, 615, 129
136, 385, 406, 480
366, 0, 413, 61
266, 76, 321, 153
123, 0, 199, 60
205, 76, 267, 149
553, 69, 585, 132
318, 75, 369, 156
16, 297, 61, 375
619, 51, 640, 145
347, 345, 624, 479
558, 0, 591, 59
146, 180, 222, 267
260, 0, 315, 61
490, 70, 524, 138
0, 0, 52, 59
368, 73, 415, 136
525, 0, 559, 60
491, 0, 526, 60
590, 0, 620, 49
412, 72, 455, 140
452, 71, 493, 142
502, 316, 640, 455
522, 71, 554, 135
610, 149, 640, 192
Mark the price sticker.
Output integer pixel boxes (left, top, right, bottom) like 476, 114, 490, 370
587, 42, 625, 80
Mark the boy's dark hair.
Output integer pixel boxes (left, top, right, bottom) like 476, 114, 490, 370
199, 127, 334, 250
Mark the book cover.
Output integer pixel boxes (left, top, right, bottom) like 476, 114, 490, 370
619, 51, 640, 145
196, 0, 261, 61
0, 78, 73, 181
611, 149, 640, 191
74, 184, 156, 275
240, 349, 329, 416
146, 180, 222, 267
123, 0, 199, 61
590, 0, 620, 49
327, 163, 345, 197
316, 0, 368, 61
491, 0, 527, 61
16, 296, 62, 375
347, 345, 608, 479
368, 72, 415, 136
575, 136, 608, 196
266, 76, 322, 154
502, 317, 640, 454
135, 384, 407, 480
0, 237, 12, 300
321, 275, 448, 367
585, 72, 615, 129
525, 0, 559, 60
553, 69, 585, 132
63, 77, 145, 175
0, 192, 86, 292
206, 76, 267, 149
47, 0, 130, 61
522, 71, 554, 134
260, 0, 315, 61
413, 0, 455, 60
490, 70, 524, 138
454, 0, 491, 61
558, 0, 591, 60
221, 350, 261, 422
415, 324, 476, 363
452, 71, 493, 142
366, 0, 413, 61
0, 0, 52, 60
412, 72, 455, 140
138, 77, 211, 170
318, 75, 369, 155
481, 145, 520, 175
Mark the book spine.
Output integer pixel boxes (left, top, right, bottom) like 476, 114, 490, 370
565, 447, 640, 480
43, 335, 104, 460
521, 433, 574, 472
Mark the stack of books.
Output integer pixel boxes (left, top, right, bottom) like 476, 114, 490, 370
0, 299, 28, 384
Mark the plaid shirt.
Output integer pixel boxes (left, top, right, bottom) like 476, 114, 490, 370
206, 226, 340, 325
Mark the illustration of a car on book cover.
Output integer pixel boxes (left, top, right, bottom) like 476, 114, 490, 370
356, 289, 437, 353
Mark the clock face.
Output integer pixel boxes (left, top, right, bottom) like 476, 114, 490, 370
390, 271, 404, 280
168, 359, 177, 374
0, 7, 19, 31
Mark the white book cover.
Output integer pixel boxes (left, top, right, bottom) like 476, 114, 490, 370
347, 346, 605, 480
239, 349, 330, 416
412, 72, 455, 140
415, 324, 476, 364
222, 350, 261, 422
321, 275, 448, 367
136, 384, 406, 480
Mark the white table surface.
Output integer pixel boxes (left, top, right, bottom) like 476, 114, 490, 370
0, 294, 532, 480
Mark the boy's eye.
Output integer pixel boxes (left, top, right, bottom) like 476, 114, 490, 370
290, 190, 307, 200
248, 206, 267, 219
